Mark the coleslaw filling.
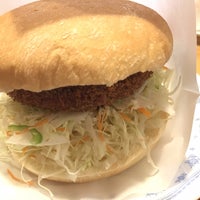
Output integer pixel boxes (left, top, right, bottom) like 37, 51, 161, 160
0, 68, 177, 181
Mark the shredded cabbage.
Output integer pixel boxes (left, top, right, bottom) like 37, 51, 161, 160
0, 68, 178, 182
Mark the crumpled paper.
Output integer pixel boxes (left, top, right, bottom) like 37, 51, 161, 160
0, 0, 199, 199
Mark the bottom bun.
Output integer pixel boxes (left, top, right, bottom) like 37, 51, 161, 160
10, 120, 167, 183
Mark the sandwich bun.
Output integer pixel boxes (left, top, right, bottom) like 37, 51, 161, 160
0, 0, 174, 183
0, 0, 172, 92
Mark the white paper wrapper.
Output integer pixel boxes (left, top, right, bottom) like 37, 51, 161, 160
0, 0, 199, 199
196, 0, 200, 34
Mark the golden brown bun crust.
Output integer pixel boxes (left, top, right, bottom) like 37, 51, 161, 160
0, 0, 173, 92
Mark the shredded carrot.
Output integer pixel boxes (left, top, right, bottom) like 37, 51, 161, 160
119, 112, 132, 122
137, 107, 151, 118
97, 109, 107, 141
7, 129, 29, 136
7, 169, 23, 183
97, 121, 103, 133
82, 135, 91, 142
97, 109, 107, 130
28, 154, 36, 159
106, 144, 114, 154
6, 131, 12, 137
15, 128, 29, 135
22, 146, 30, 153
98, 132, 105, 142
56, 126, 66, 132
7, 169, 34, 186
33, 118, 48, 127
75, 135, 92, 145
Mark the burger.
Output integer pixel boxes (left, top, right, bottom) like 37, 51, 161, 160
0, 0, 174, 183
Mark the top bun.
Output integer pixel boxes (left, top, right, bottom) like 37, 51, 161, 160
0, 0, 173, 92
